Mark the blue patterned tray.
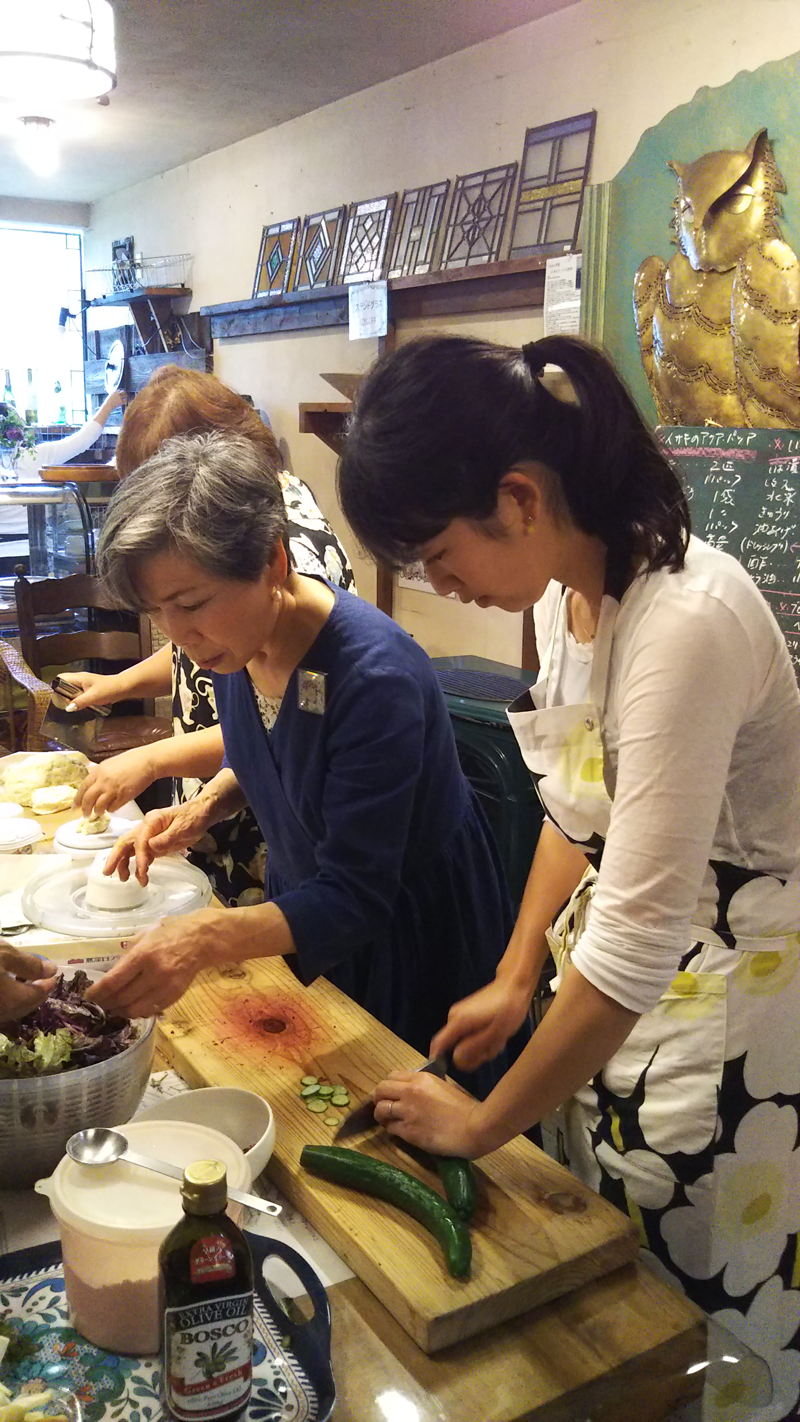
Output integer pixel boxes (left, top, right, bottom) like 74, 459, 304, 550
0, 1234, 335, 1422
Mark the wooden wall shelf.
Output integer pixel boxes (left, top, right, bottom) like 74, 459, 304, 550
202, 255, 548, 339
298, 401, 352, 454
86, 287, 194, 357
86, 286, 192, 308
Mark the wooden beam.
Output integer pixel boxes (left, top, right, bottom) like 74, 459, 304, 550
202, 255, 551, 341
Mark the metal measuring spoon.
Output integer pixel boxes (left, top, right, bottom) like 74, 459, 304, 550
66, 1127, 281, 1218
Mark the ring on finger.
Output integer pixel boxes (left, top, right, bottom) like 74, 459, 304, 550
388, 1100, 396, 1121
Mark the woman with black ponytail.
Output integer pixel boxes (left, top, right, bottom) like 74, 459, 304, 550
339, 333, 800, 1406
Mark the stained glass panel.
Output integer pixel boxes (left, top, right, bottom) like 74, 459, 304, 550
508, 111, 596, 259
252, 217, 300, 298
290, 207, 346, 292
439, 164, 518, 270
339, 194, 397, 284
386, 181, 450, 279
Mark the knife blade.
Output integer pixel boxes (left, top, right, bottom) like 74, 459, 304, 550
41, 676, 112, 756
333, 1053, 447, 1141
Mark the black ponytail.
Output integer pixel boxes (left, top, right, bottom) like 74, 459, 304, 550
338, 334, 690, 593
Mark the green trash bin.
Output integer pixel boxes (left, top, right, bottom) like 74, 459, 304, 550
431, 655, 543, 911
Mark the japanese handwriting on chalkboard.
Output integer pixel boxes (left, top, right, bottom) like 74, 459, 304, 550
658, 425, 800, 683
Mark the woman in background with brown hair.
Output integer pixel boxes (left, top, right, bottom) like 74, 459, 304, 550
68, 366, 355, 904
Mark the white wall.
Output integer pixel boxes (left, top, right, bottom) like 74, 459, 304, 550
84, 0, 800, 663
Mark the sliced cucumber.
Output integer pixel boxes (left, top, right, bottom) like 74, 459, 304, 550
301, 1075, 318, 1086
301, 1083, 321, 1097
307, 1098, 328, 1113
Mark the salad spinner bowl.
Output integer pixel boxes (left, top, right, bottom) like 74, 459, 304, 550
0, 1016, 156, 1190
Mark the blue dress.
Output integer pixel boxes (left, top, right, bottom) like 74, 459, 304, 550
212, 584, 529, 1098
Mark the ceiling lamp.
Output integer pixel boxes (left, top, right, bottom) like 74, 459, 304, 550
18, 115, 59, 176
0, 1, 116, 103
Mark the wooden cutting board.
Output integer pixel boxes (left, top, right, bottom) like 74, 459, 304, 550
157, 956, 639, 1354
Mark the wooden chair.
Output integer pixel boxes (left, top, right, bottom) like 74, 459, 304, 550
5, 569, 172, 758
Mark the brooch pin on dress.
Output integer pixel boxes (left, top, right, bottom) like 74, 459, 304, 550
297, 669, 326, 715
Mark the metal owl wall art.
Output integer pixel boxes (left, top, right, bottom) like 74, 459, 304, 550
633, 129, 800, 426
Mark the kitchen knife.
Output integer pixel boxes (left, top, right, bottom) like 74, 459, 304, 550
333, 1053, 447, 1141
41, 675, 112, 756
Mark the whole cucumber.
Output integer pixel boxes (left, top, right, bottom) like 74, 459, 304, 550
300, 1144, 472, 1278
433, 1155, 478, 1221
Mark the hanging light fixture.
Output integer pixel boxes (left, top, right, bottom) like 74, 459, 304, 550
0, 1, 116, 103
18, 115, 59, 176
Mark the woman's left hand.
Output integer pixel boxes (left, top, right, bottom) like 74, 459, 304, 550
85, 905, 231, 1018
373, 1070, 486, 1158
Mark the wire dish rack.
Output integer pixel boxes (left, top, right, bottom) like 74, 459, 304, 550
86, 253, 192, 299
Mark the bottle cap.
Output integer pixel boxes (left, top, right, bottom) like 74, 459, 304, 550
181, 1158, 228, 1214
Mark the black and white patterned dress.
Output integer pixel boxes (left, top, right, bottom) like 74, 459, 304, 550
171, 472, 355, 904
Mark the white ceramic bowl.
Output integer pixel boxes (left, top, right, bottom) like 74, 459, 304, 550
137, 1085, 275, 1178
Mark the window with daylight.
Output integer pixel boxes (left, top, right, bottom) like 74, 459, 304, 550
0, 224, 86, 426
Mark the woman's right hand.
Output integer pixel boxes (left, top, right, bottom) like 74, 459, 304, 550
73, 748, 160, 816
63, 671, 124, 711
430, 976, 534, 1072
106, 799, 214, 885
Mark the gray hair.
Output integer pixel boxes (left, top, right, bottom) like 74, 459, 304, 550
97, 430, 289, 608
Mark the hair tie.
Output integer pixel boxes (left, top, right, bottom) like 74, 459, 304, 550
521, 342, 547, 379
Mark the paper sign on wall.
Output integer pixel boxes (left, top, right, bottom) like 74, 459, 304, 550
544, 254, 582, 336
348, 281, 388, 340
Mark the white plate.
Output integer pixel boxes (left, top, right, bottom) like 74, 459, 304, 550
20, 856, 212, 938
0, 819, 44, 850
53, 814, 132, 854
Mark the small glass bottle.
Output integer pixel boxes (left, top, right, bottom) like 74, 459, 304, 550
24, 367, 38, 426
2, 369, 15, 409
159, 1160, 254, 1422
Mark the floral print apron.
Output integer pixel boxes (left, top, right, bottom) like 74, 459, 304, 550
507, 590, 800, 1422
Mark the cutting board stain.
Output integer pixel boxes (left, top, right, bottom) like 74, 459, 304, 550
218, 989, 319, 1064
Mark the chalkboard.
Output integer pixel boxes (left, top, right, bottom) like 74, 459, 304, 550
658, 426, 800, 682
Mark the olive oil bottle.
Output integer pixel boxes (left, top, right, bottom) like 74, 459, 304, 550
159, 1160, 254, 1421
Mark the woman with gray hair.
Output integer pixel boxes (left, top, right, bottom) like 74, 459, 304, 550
86, 430, 530, 1096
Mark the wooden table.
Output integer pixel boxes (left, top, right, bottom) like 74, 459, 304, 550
39, 464, 118, 483
157, 959, 705, 1421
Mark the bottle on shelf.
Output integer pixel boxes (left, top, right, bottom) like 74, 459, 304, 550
54, 380, 67, 424
159, 1159, 254, 1422
24, 368, 38, 426
3, 369, 16, 410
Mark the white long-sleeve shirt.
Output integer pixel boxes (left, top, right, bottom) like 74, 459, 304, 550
0, 420, 104, 536
534, 537, 800, 1013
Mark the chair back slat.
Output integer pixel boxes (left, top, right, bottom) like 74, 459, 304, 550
32, 631, 144, 673
14, 572, 158, 714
